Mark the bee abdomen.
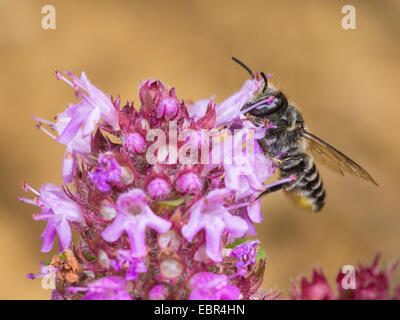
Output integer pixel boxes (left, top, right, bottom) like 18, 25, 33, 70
301, 162, 326, 211
281, 156, 326, 212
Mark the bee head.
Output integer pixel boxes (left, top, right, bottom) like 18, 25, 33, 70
232, 57, 287, 121
245, 91, 288, 119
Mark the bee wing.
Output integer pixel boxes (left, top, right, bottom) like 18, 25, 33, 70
301, 130, 378, 186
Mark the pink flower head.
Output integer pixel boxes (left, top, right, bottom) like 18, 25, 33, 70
110, 250, 148, 281
292, 254, 400, 300
292, 269, 335, 300
89, 153, 122, 192
336, 254, 396, 300
28, 71, 399, 301
189, 272, 240, 300
181, 188, 248, 262
81, 276, 132, 300
101, 189, 172, 257
33, 184, 85, 252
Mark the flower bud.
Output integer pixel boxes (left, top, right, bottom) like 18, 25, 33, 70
148, 285, 168, 300
158, 230, 181, 251
156, 97, 179, 120
147, 178, 171, 200
159, 258, 184, 281
100, 200, 117, 220
120, 166, 134, 185
175, 172, 201, 194
125, 132, 146, 154
139, 80, 165, 111
98, 250, 110, 269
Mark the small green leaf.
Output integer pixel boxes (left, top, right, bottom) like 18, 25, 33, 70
43, 258, 52, 266
156, 198, 185, 208
58, 253, 66, 261
256, 247, 267, 261
225, 238, 247, 249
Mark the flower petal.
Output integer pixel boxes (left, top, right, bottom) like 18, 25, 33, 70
102, 214, 127, 242
126, 219, 147, 258
56, 217, 72, 250
221, 211, 248, 237
40, 221, 57, 253
144, 207, 172, 234
247, 199, 262, 223
181, 204, 204, 242
204, 216, 225, 262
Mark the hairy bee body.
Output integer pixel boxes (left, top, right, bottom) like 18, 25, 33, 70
248, 88, 326, 211
233, 57, 377, 212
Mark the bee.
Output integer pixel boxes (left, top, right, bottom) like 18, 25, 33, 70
232, 57, 378, 212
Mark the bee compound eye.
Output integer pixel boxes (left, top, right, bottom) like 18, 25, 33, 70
249, 100, 282, 116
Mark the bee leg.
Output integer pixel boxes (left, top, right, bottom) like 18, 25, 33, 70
256, 154, 307, 200
279, 154, 307, 173
271, 157, 283, 166
256, 180, 289, 200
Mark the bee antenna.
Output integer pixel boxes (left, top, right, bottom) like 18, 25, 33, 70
232, 57, 255, 79
260, 72, 269, 92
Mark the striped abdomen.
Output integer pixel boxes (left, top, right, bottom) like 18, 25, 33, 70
281, 154, 326, 212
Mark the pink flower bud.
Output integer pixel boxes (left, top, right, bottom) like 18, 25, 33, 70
146, 178, 171, 200
159, 258, 184, 281
158, 230, 181, 251
148, 285, 168, 300
139, 80, 165, 111
125, 132, 146, 154
175, 172, 201, 194
156, 97, 179, 120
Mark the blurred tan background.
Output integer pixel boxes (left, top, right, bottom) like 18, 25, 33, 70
0, 0, 399, 299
